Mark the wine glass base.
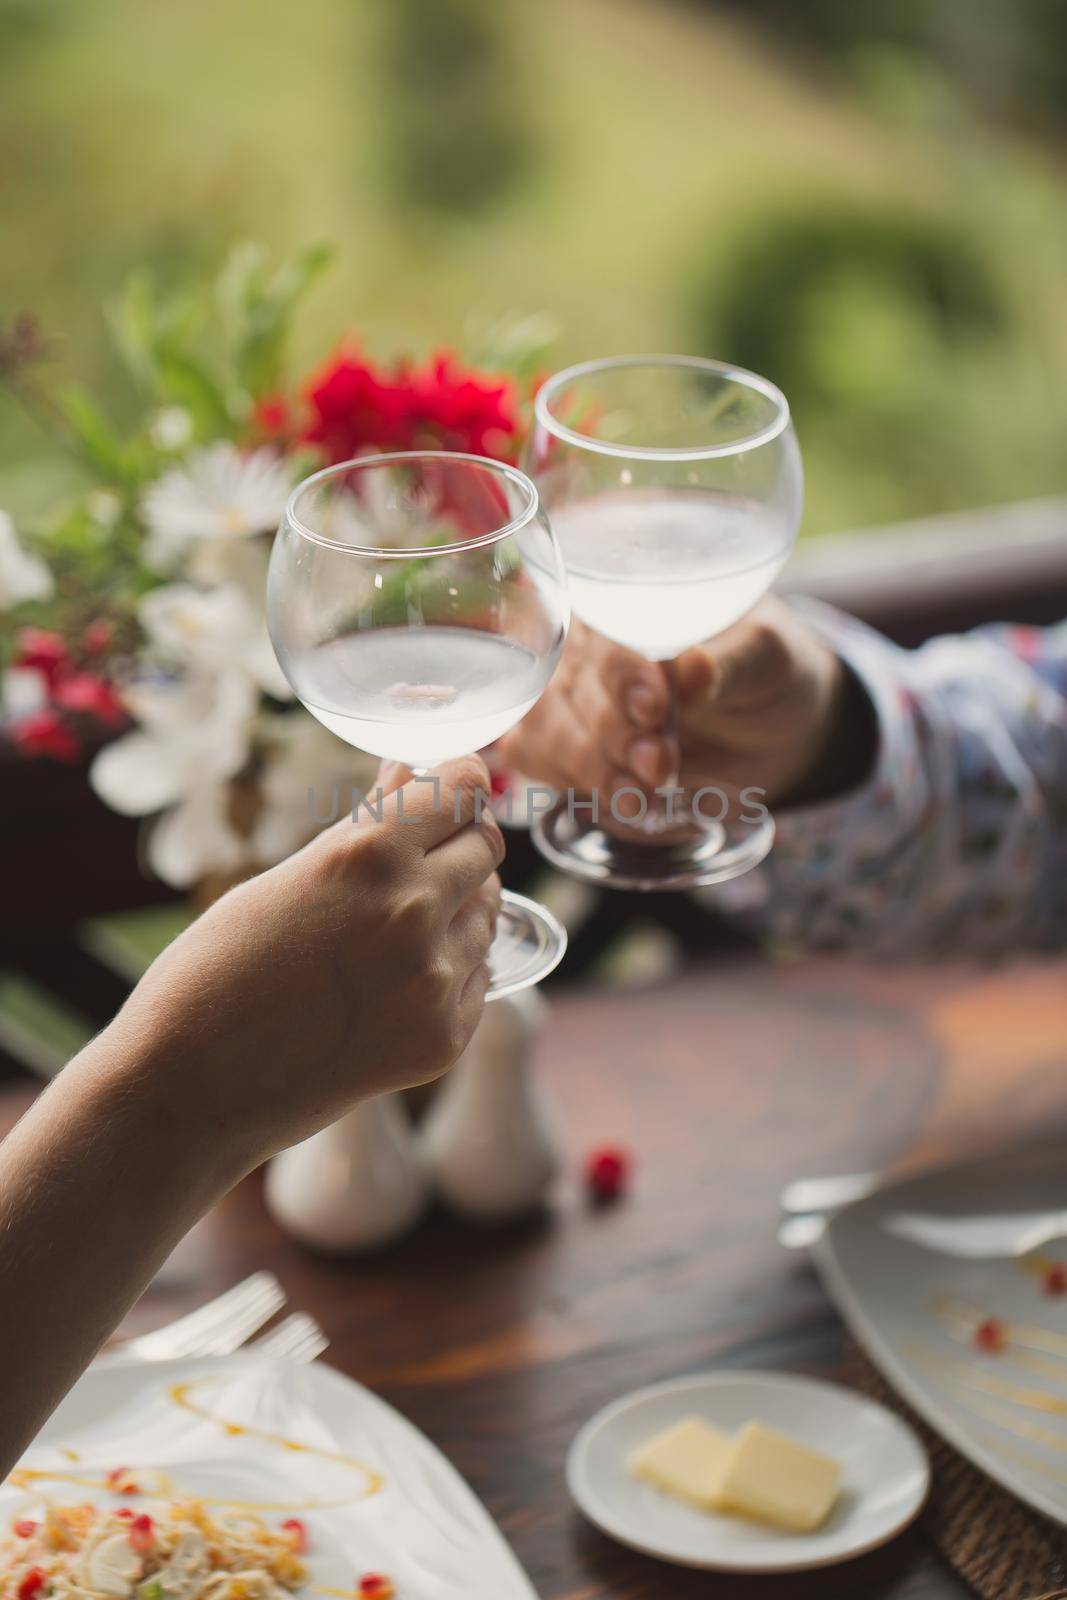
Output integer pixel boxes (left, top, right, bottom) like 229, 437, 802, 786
532, 806, 776, 891
487, 889, 568, 999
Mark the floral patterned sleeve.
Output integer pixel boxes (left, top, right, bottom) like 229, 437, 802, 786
723, 602, 1067, 956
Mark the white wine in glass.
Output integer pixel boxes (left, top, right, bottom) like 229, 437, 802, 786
268, 451, 571, 998
524, 355, 803, 890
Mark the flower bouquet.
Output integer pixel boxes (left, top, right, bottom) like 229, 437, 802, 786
0, 246, 553, 900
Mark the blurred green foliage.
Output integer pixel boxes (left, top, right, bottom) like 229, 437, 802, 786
1, 0, 1065, 538
694, 204, 1023, 521
382, 0, 532, 213
706, 0, 1067, 137
703, 206, 1008, 403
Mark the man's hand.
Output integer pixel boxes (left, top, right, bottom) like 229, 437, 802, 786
501, 598, 860, 810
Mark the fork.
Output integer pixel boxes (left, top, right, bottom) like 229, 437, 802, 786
248, 1312, 329, 1364
778, 1171, 882, 1250
884, 1207, 1067, 1260
96, 1272, 286, 1366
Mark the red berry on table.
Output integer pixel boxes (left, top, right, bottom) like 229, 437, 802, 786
358, 1574, 395, 1598
1044, 1264, 1067, 1297
973, 1317, 1007, 1354
280, 1517, 308, 1553
12, 1520, 38, 1538
17, 1568, 46, 1600
584, 1145, 631, 1202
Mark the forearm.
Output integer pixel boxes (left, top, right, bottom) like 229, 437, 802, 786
0, 1023, 250, 1475
731, 607, 1067, 956
776, 655, 879, 809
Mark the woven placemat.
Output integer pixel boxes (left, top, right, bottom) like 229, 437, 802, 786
846, 1343, 1067, 1599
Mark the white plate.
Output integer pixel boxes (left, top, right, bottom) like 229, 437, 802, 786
1, 1355, 538, 1600
815, 1141, 1067, 1528
566, 1370, 929, 1573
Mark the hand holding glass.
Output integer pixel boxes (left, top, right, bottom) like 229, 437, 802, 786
268, 452, 570, 997
524, 355, 803, 890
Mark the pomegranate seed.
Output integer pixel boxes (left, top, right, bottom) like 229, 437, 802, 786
13, 1520, 38, 1539
106, 1466, 140, 1494
17, 1568, 46, 1600
358, 1576, 394, 1599
280, 1518, 308, 1553
1044, 1265, 1067, 1297
113, 1508, 135, 1520
973, 1317, 1007, 1354
128, 1513, 154, 1553
584, 1145, 631, 1202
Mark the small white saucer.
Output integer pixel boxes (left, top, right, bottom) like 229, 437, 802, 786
566, 1370, 929, 1574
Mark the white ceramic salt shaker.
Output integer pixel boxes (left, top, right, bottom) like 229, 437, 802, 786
265, 1092, 428, 1253
420, 989, 562, 1221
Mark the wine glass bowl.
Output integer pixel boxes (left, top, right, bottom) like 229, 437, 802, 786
268, 451, 570, 997
523, 355, 803, 890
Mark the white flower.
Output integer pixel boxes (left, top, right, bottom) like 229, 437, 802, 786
90, 671, 259, 888
138, 581, 291, 699
148, 779, 255, 888
187, 527, 271, 594
90, 671, 253, 817
148, 405, 194, 452
326, 469, 440, 549
141, 444, 292, 571
1, 666, 48, 720
252, 714, 376, 864
87, 490, 122, 528
0, 510, 53, 607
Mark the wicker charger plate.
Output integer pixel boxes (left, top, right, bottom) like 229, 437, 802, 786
847, 1345, 1067, 1599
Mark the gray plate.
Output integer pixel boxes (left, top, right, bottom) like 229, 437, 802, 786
815, 1142, 1067, 1527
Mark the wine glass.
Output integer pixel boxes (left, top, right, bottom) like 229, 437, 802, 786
523, 354, 803, 890
267, 451, 570, 998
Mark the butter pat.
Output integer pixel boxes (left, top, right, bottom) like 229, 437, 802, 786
629, 1416, 734, 1509
716, 1421, 841, 1532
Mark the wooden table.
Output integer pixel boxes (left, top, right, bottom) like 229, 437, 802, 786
5, 954, 1067, 1598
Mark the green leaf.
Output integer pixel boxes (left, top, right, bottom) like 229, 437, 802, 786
220, 241, 333, 398
56, 387, 136, 482
154, 352, 234, 436
465, 311, 559, 382
107, 270, 159, 392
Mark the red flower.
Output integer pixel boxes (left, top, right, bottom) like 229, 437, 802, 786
301, 343, 519, 464
52, 672, 126, 729
10, 709, 82, 763
303, 346, 412, 462
82, 619, 115, 656
406, 350, 518, 458
252, 392, 293, 443
14, 628, 71, 688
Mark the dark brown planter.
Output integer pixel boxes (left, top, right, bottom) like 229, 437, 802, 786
0, 735, 178, 938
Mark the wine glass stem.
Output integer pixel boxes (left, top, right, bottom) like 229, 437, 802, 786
660, 660, 681, 792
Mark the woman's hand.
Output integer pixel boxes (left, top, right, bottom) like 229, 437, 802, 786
0, 755, 503, 1472
109, 754, 503, 1168
501, 599, 861, 811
